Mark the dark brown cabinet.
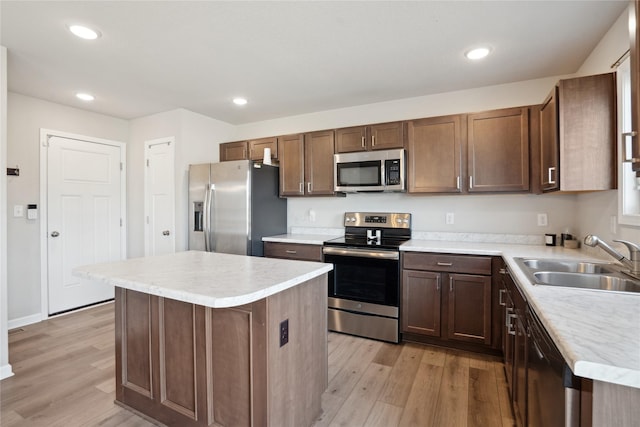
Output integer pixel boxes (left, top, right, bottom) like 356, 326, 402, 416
539, 73, 616, 192
401, 253, 492, 347
278, 131, 335, 197
219, 140, 248, 161
467, 107, 530, 193
499, 265, 527, 427
264, 242, 323, 262
406, 115, 464, 193
335, 121, 404, 153
630, 0, 640, 175
248, 137, 278, 162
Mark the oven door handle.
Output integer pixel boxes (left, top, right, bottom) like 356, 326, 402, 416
322, 246, 399, 260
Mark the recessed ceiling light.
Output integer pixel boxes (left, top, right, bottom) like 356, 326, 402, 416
68, 24, 101, 40
233, 97, 248, 106
76, 93, 95, 101
465, 47, 491, 60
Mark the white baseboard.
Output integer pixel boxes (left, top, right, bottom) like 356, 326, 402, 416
0, 363, 14, 380
8, 313, 42, 330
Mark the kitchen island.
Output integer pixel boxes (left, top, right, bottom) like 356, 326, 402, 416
75, 250, 332, 427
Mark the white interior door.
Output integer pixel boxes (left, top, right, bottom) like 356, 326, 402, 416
47, 135, 123, 315
144, 138, 175, 256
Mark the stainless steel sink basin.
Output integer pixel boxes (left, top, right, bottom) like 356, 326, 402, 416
514, 257, 640, 294
521, 259, 618, 274
533, 271, 640, 293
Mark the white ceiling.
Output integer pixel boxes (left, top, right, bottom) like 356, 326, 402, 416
0, 1, 628, 125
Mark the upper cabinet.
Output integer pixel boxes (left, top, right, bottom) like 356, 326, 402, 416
219, 140, 248, 162
278, 131, 335, 197
407, 115, 464, 193
629, 0, 640, 175
335, 121, 404, 153
220, 137, 278, 162
467, 107, 530, 193
248, 137, 278, 162
539, 73, 616, 192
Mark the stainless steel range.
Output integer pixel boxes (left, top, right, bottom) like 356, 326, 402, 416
323, 212, 411, 343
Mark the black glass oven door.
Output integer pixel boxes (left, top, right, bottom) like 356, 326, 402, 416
325, 253, 399, 307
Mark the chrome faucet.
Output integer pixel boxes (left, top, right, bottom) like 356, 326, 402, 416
583, 235, 640, 275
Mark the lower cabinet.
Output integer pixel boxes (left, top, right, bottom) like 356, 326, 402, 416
263, 241, 323, 262
401, 252, 493, 348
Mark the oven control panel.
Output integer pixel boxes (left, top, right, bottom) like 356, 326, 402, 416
343, 212, 411, 229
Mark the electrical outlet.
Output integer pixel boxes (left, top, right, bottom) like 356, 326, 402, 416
537, 213, 548, 227
279, 319, 289, 347
445, 212, 455, 225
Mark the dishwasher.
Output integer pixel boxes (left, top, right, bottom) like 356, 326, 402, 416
527, 307, 581, 427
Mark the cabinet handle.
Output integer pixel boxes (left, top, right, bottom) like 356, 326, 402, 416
372, 135, 376, 147
285, 250, 297, 254
469, 176, 473, 189
456, 176, 460, 190
436, 275, 440, 291
307, 182, 312, 193
299, 183, 303, 193
243, 148, 247, 158
498, 289, 506, 306
622, 132, 640, 162
506, 310, 517, 336
436, 262, 453, 266
548, 167, 556, 184
361, 136, 365, 149
449, 276, 453, 293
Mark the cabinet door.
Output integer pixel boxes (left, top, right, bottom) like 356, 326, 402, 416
631, 0, 640, 174
467, 107, 530, 192
335, 126, 366, 153
447, 273, 491, 345
278, 134, 305, 197
249, 137, 278, 161
304, 130, 335, 195
559, 73, 616, 191
407, 115, 463, 193
540, 88, 559, 191
513, 316, 527, 427
401, 270, 441, 337
220, 141, 248, 162
369, 121, 404, 150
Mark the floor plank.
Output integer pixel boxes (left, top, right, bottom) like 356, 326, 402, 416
1, 303, 514, 426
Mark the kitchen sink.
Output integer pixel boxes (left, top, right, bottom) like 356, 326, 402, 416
514, 257, 640, 294
532, 271, 640, 293
520, 259, 619, 274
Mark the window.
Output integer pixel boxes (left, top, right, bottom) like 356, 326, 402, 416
617, 57, 640, 226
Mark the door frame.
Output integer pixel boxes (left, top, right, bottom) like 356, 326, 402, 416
144, 136, 175, 256
39, 129, 127, 319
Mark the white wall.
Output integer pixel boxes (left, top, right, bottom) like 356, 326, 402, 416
128, 109, 234, 258
1, 46, 13, 380
6, 93, 128, 324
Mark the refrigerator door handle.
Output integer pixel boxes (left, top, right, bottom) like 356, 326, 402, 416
203, 184, 211, 252
209, 184, 216, 252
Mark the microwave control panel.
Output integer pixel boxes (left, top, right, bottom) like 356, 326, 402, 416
385, 159, 401, 185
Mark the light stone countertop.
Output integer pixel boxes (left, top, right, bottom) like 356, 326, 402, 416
262, 233, 340, 245
401, 239, 640, 389
74, 250, 333, 309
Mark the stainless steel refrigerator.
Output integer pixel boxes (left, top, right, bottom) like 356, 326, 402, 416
188, 160, 286, 256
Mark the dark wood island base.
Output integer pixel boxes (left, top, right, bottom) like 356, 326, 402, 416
114, 274, 328, 427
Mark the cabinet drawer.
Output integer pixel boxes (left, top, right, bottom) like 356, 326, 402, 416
402, 252, 491, 275
264, 242, 323, 262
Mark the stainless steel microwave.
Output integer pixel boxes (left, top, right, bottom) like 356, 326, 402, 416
334, 148, 406, 193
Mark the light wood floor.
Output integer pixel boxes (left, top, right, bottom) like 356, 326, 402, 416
1, 303, 515, 427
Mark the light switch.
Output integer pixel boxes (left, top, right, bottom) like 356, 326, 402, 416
27, 204, 38, 220
13, 205, 24, 217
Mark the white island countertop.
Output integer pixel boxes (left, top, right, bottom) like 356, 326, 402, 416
74, 250, 333, 308
401, 240, 640, 389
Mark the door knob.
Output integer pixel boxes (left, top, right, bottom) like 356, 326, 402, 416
162, 230, 171, 236
51, 231, 60, 237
